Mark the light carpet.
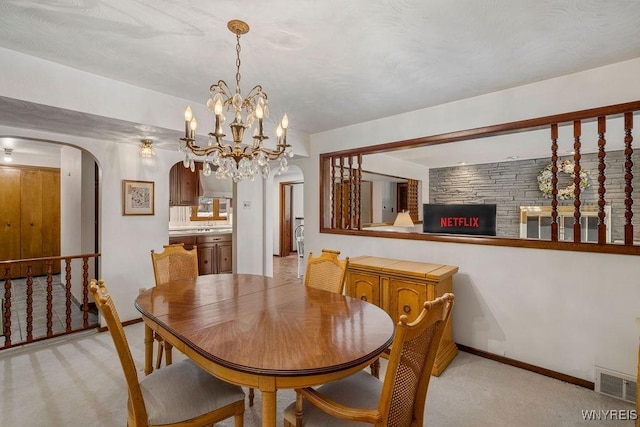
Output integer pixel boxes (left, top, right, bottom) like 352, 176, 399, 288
0, 321, 634, 426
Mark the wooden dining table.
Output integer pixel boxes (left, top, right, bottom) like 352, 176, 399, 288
135, 273, 395, 427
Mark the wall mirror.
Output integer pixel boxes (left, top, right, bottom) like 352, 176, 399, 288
320, 101, 640, 255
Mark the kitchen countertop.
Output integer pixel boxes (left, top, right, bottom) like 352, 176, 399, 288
168, 227, 232, 237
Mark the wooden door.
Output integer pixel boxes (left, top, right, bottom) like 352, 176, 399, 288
21, 170, 44, 276
279, 183, 293, 256
0, 168, 22, 277
170, 162, 200, 206
41, 170, 60, 273
217, 243, 232, 273
197, 246, 214, 275
389, 278, 428, 323
347, 272, 380, 306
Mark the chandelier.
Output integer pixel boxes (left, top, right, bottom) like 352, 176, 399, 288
179, 19, 292, 182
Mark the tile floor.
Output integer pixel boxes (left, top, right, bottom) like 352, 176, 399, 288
2, 274, 98, 345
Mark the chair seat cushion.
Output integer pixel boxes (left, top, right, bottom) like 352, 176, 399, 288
140, 359, 245, 425
283, 371, 382, 426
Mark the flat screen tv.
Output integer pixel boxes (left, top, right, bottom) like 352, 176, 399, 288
423, 204, 497, 236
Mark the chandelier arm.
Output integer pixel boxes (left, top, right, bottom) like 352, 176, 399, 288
211, 81, 235, 111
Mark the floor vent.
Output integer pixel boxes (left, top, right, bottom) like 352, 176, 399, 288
595, 367, 637, 404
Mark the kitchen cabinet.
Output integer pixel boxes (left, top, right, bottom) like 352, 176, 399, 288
346, 255, 458, 376
197, 234, 232, 274
168, 233, 232, 275
169, 162, 201, 206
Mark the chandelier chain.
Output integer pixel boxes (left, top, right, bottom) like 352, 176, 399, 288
235, 33, 242, 93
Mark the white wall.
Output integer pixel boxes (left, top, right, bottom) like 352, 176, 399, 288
60, 146, 83, 298
303, 57, 640, 382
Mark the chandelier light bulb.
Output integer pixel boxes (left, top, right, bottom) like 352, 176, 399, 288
214, 98, 223, 115
276, 124, 283, 138
184, 106, 193, 121
255, 104, 264, 119
190, 117, 198, 131
281, 114, 289, 129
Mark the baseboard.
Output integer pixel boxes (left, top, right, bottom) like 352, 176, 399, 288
456, 343, 595, 390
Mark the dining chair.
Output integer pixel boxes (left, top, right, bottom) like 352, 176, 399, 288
150, 243, 199, 369
89, 279, 245, 427
283, 292, 455, 427
303, 248, 349, 294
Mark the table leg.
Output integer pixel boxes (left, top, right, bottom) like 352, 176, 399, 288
143, 323, 153, 376
261, 390, 277, 427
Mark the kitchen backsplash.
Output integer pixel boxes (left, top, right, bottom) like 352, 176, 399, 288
169, 206, 232, 229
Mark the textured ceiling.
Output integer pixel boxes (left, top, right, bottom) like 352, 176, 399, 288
1, 0, 640, 164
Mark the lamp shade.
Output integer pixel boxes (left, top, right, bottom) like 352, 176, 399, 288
393, 211, 414, 227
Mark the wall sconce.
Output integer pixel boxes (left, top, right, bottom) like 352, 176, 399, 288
3, 148, 13, 163
139, 139, 155, 158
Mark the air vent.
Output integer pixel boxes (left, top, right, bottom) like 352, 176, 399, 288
595, 367, 637, 404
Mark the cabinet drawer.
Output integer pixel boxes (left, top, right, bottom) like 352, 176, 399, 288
196, 233, 232, 244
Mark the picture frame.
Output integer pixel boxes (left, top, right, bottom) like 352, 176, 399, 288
122, 180, 155, 216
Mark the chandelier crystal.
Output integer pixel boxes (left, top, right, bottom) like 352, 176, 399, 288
139, 139, 155, 158
179, 20, 292, 182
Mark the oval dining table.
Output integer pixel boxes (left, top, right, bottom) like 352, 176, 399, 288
135, 273, 395, 427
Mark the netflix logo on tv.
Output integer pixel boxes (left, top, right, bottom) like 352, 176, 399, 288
423, 204, 497, 236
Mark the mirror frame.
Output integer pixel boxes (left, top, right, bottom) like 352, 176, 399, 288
319, 100, 640, 256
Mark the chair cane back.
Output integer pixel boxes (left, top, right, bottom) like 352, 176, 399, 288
303, 249, 349, 294
283, 293, 455, 427
150, 243, 199, 369
89, 279, 245, 427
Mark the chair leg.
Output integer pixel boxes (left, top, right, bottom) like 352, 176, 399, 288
249, 387, 254, 407
234, 413, 244, 427
370, 358, 380, 378
295, 391, 304, 427
165, 342, 173, 366
155, 340, 164, 370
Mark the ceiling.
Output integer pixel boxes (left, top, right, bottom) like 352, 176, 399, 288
1, 0, 640, 167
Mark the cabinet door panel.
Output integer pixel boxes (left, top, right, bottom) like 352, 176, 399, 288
217, 243, 232, 273
390, 279, 427, 323
197, 247, 214, 275
21, 170, 44, 276
347, 272, 380, 306
0, 168, 22, 277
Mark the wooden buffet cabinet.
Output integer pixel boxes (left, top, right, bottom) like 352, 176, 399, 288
168, 233, 232, 275
346, 256, 458, 376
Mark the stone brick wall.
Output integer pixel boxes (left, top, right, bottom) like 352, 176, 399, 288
429, 150, 640, 242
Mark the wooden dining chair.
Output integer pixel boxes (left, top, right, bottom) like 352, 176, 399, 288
283, 293, 455, 427
303, 249, 349, 294
150, 243, 199, 369
89, 279, 245, 427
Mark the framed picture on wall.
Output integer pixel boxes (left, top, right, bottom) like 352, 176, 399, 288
122, 180, 155, 216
